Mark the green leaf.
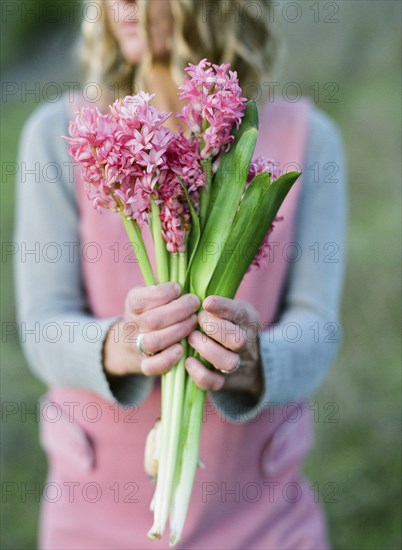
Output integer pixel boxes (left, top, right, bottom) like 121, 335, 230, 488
206, 100, 259, 216
190, 101, 259, 299
207, 171, 301, 298
205, 171, 269, 293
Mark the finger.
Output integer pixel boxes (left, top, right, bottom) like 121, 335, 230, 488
139, 294, 200, 332
202, 295, 249, 326
126, 282, 181, 316
185, 357, 225, 391
140, 314, 198, 355
141, 344, 183, 377
198, 310, 247, 352
188, 330, 240, 373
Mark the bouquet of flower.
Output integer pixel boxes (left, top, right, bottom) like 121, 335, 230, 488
65, 59, 300, 546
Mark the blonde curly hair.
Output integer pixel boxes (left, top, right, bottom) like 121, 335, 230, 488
80, 0, 278, 105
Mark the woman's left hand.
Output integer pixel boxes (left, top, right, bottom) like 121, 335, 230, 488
186, 295, 264, 398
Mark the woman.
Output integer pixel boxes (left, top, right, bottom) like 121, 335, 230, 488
15, 1, 346, 548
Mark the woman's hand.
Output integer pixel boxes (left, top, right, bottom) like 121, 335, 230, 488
186, 296, 264, 398
103, 283, 200, 378
103, 286, 263, 400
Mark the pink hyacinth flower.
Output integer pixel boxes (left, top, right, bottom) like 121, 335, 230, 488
63, 93, 174, 222
177, 59, 247, 160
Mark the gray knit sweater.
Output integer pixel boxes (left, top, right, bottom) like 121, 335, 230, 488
14, 98, 346, 422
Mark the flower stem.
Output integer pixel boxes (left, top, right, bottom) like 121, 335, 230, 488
149, 252, 188, 541
148, 199, 172, 539
169, 251, 206, 545
170, 253, 178, 282
150, 197, 169, 284
118, 211, 155, 286
169, 379, 205, 546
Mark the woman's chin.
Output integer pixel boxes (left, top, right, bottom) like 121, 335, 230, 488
120, 38, 147, 65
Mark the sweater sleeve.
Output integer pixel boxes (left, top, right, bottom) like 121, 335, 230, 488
211, 106, 347, 422
14, 100, 153, 406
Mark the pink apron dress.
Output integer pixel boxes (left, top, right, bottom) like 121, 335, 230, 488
39, 97, 329, 549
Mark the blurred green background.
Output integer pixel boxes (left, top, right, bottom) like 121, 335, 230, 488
1, 1, 401, 548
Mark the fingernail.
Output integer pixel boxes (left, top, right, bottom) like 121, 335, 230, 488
173, 283, 181, 295
197, 310, 207, 322
203, 296, 215, 310
187, 294, 200, 308
174, 344, 183, 357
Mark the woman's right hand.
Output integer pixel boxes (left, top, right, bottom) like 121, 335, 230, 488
103, 283, 200, 378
